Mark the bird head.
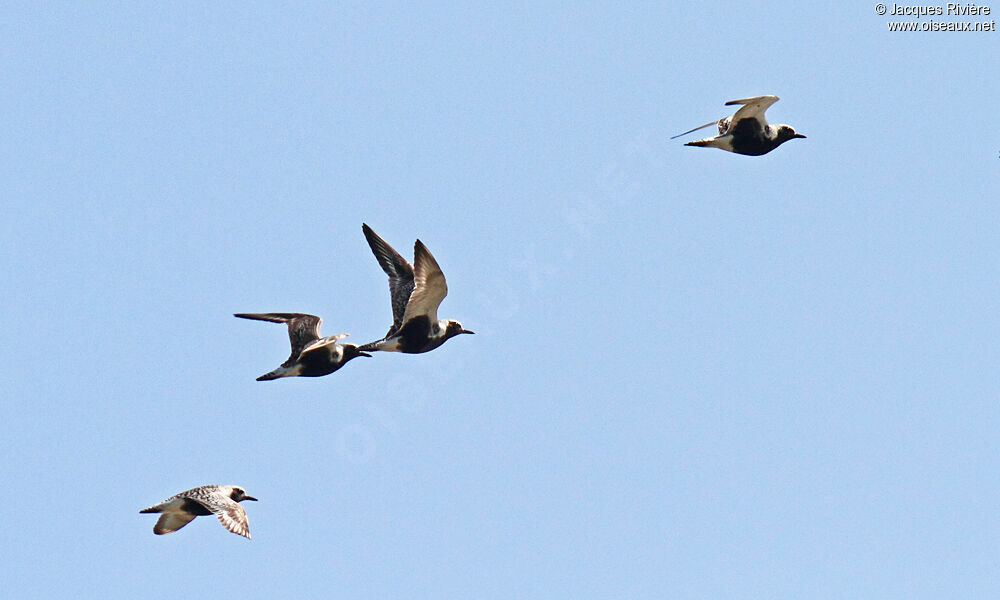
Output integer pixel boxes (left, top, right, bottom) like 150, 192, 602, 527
231, 487, 258, 503
776, 125, 806, 144
444, 320, 475, 340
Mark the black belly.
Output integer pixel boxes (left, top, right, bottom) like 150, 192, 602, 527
728, 118, 778, 156
297, 347, 341, 377
395, 316, 444, 354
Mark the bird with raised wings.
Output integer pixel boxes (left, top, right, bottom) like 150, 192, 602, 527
673, 95, 805, 156
359, 223, 473, 354
140, 485, 257, 539
234, 313, 371, 380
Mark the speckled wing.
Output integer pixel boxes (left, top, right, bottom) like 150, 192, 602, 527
178, 485, 225, 505
208, 499, 251, 539
725, 95, 779, 127
362, 224, 415, 336
401, 240, 448, 325
234, 313, 323, 365
183, 487, 252, 539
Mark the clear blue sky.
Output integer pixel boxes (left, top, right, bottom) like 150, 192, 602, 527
2, 3, 998, 598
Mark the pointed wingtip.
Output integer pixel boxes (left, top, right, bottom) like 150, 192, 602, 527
724, 94, 779, 106
413, 239, 439, 266
362, 223, 390, 250
670, 120, 720, 140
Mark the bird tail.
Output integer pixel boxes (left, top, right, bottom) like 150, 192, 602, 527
254, 363, 298, 381
357, 334, 391, 352
256, 369, 284, 381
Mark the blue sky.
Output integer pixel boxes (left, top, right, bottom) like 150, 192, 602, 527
2, 3, 998, 598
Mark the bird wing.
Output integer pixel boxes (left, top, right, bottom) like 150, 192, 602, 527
300, 333, 350, 356
401, 240, 448, 325
362, 224, 415, 336
191, 492, 252, 539
153, 511, 197, 535
670, 119, 722, 140
212, 501, 251, 539
725, 95, 779, 126
235, 313, 323, 365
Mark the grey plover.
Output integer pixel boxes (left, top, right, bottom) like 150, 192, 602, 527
140, 485, 257, 539
359, 223, 473, 353
673, 95, 805, 156
234, 313, 371, 380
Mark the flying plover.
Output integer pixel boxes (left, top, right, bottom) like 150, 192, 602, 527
234, 313, 371, 380
140, 485, 257, 539
673, 95, 805, 156
359, 223, 473, 354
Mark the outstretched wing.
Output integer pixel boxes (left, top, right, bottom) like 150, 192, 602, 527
670, 119, 723, 140
362, 224, 415, 336
401, 240, 448, 325
725, 95, 779, 127
212, 501, 251, 539
190, 495, 251, 539
234, 313, 323, 364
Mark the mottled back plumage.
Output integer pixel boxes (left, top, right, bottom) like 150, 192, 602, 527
140, 484, 257, 539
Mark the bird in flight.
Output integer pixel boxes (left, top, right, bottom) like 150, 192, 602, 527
234, 313, 371, 380
140, 485, 257, 539
359, 223, 473, 354
673, 95, 805, 156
